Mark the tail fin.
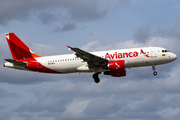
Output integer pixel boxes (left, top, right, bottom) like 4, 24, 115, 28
5, 33, 41, 60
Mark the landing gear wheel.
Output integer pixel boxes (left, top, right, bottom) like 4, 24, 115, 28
93, 73, 101, 83
152, 66, 157, 76
94, 77, 100, 83
153, 71, 157, 76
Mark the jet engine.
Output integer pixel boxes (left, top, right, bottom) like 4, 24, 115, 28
104, 60, 126, 77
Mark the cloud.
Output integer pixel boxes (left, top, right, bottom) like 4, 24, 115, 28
62, 100, 89, 119
0, 0, 109, 32
65, 0, 109, 22
81, 35, 180, 53
0, 88, 19, 99
169, 16, 180, 39
0, 112, 11, 120
135, 16, 180, 43
161, 70, 180, 93
155, 16, 180, 40
62, 23, 76, 31
13, 73, 180, 120
117, 0, 131, 7
37, 10, 59, 24
134, 25, 151, 43
0, 87, 20, 120
53, 23, 76, 32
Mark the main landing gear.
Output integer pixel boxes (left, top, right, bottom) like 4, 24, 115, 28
93, 72, 101, 83
152, 66, 157, 76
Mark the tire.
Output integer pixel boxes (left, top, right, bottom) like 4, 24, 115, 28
93, 73, 100, 83
153, 71, 157, 76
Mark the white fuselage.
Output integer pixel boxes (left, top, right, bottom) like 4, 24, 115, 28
32, 47, 177, 73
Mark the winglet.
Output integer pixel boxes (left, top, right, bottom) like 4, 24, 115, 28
67, 46, 72, 50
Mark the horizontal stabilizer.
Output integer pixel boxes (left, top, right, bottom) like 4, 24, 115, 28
4, 59, 27, 67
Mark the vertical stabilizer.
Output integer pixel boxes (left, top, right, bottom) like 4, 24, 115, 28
5, 33, 41, 60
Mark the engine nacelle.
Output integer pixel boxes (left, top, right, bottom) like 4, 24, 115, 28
104, 60, 126, 77
108, 60, 125, 71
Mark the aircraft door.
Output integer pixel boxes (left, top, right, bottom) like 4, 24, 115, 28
150, 47, 157, 58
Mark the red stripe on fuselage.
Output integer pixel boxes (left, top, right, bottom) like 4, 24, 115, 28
19, 58, 64, 74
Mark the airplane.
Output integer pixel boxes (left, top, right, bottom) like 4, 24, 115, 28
3, 33, 177, 83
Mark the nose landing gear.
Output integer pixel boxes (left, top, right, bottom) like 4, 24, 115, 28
93, 72, 101, 83
152, 66, 157, 76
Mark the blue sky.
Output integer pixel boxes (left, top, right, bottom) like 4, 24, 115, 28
0, 0, 180, 120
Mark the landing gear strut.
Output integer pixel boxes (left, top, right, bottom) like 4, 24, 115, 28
152, 66, 157, 76
93, 72, 101, 83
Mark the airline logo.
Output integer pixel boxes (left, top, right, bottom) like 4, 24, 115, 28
115, 62, 121, 69
141, 49, 150, 58
105, 51, 138, 59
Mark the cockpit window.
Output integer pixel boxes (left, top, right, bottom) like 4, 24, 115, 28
162, 50, 170, 53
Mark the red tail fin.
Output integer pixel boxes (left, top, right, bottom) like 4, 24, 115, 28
5, 33, 41, 60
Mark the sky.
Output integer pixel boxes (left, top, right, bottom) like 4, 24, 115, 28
0, 0, 180, 120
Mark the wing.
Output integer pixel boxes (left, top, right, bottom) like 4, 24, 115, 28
4, 59, 27, 67
67, 46, 108, 69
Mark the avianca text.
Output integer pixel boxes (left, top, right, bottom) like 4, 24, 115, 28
105, 51, 138, 59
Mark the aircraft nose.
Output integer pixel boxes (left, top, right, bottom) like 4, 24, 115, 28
171, 53, 177, 61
